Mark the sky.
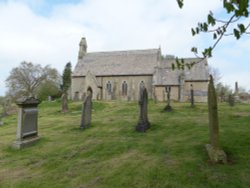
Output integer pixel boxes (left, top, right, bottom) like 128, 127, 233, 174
0, 0, 249, 96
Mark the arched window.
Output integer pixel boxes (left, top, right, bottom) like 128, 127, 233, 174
106, 81, 112, 94
122, 81, 128, 96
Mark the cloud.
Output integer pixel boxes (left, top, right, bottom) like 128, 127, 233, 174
0, 0, 249, 96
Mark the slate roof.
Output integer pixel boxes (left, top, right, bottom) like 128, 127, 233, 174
153, 57, 209, 86
73, 49, 160, 77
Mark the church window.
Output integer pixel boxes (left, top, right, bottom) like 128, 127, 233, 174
122, 81, 128, 96
106, 81, 112, 94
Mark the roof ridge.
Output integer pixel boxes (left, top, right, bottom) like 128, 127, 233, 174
86, 48, 159, 56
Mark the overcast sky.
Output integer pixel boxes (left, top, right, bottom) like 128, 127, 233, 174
0, 0, 249, 96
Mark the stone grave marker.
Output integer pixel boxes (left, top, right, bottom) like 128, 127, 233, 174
136, 87, 150, 132
80, 91, 92, 129
164, 85, 173, 112
206, 75, 227, 163
61, 93, 68, 113
190, 84, 195, 107
13, 97, 40, 149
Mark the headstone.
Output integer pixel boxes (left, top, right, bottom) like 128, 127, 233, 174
12, 97, 40, 149
48, 96, 52, 101
206, 75, 227, 163
61, 93, 68, 113
136, 87, 150, 132
190, 84, 195, 107
164, 86, 173, 112
80, 91, 92, 129
228, 94, 235, 107
234, 81, 240, 102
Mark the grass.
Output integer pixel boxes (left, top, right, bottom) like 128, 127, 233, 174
0, 100, 249, 188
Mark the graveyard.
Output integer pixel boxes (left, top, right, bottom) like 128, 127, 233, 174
0, 100, 249, 187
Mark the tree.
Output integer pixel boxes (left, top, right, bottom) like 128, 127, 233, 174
6, 61, 60, 100
177, 0, 249, 58
209, 66, 222, 85
216, 82, 233, 102
61, 62, 72, 113
62, 62, 72, 93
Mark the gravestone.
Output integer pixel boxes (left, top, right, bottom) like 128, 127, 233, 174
80, 91, 92, 129
206, 75, 227, 163
164, 86, 173, 112
13, 97, 40, 149
61, 93, 68, 113
190, 84, 195, 107
136, 87, 150, 132
228, 94, 235, 107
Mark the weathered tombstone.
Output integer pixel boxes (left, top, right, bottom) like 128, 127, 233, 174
164, 86, 173, 112
48, 96, 52, 102
136, 87, 150, 132
206, 75, 227, 164
190, 84, 195, 107
80, 91, 92, 129
61, 93, 68, 113
12, 97, 40, 149
234, 81, 239, 102
228, 93, 235, 107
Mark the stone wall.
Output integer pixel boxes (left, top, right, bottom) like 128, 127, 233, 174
154, 86, 179, 101
71, 76, 208, 102
71, 75, 153, 101
184, 81, 208, 102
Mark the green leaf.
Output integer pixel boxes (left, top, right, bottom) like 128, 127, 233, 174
207, 14, 216, 26
196, 27, 199, 34
191, 47, 197, 53
223, 2, 235, 13
191, 28, 196, 36
177, 0, 184, 8
233, 28, 240, 39
238, 24, 246, 33
213, 33, 217, 39
203, 23, 208, 32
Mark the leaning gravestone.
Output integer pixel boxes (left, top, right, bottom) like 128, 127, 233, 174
80, 92, 92, 129
13, 97, 40, 149
136, 87, 150, 132
206, 75, 227, 163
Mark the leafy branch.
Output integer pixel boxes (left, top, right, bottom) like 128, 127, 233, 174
174, 0, 249, 69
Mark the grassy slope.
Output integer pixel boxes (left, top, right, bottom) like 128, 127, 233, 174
0, 101, 249, 188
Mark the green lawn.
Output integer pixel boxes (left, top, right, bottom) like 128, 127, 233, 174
0, 100, 249, 188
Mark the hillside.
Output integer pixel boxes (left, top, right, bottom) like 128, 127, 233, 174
0, 101, 249, 187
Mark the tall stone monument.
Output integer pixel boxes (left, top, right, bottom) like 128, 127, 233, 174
13, 97, 40, 149
136, 87, 150, 132
80, 90, 92, 129
190, 84, 195, 107
206, 75, 227, 163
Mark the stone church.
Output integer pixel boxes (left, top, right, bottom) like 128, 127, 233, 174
71, 37, 209, 102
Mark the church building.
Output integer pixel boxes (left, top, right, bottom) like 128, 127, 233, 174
71, 37, 209, 102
